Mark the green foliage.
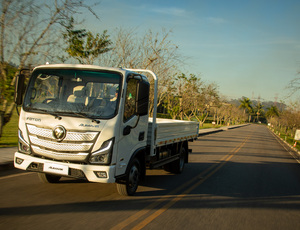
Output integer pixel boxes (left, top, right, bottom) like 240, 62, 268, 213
162, 95, 181, 119
0, 109, 18, 147
0, 64, 18, 104
266, 105, 279, 118
239, 97, 253, 114
63, 18, 112, 64
157, 113, 172, 119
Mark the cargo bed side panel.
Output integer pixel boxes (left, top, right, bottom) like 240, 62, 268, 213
147, 118, 198, 147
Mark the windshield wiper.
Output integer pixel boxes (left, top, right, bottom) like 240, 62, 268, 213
27, 108, 100, 123
29, 108, 62, 120
69, 112, 101, 124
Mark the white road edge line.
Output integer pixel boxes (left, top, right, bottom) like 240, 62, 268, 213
270, 130, 300, 164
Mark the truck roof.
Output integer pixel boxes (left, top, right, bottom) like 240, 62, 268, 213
33, 64, 128, 74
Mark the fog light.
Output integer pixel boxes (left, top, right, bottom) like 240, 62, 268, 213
15, 157, 24, 165
94, 171, 107, 178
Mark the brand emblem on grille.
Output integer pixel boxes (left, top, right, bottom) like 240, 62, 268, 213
52, 126, 66, 141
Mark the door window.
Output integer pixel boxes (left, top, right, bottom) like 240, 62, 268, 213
124, 78, 138, 121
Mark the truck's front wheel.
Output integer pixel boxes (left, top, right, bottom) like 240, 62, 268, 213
116, 158, 140, 196
38, 173, 61, 183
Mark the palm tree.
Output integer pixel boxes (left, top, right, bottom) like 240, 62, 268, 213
239, 97, 253, 122
254, 102, 264, 122
266, 105, 279, 119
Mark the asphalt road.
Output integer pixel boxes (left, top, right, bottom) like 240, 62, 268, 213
1, 124, 300, 230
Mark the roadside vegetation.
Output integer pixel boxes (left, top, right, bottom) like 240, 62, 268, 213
0, 110, 18, 147
267, 101, 300, 151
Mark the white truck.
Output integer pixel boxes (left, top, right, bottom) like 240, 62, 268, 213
14, 64, 199, 195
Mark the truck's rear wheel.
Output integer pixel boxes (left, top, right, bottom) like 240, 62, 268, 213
116, 158, 140, 196
38, 173, 61, 183
175, 146, 186, 173
164, 146, 186, 174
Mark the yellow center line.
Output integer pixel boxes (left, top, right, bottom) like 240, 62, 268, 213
111, 163, 217, 230
131, 136, 250, 230
111, 134, 251, 230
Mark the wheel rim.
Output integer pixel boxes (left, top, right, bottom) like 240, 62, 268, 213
128, 164, 139, 191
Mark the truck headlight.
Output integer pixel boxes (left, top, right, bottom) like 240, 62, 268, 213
89, 138, 114, 164
18, 129, 31, 154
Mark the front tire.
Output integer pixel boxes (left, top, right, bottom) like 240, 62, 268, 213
116, 158, 140, 196
38, 173, 61, 183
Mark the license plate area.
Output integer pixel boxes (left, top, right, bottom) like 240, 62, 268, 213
43, 162, 69, 176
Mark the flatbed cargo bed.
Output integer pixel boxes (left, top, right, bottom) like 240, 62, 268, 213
148, 118, 199, 147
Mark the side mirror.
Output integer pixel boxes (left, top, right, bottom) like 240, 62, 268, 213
123, 125, 131, 136
136, 80, 150, 116
14, 74, 25, 105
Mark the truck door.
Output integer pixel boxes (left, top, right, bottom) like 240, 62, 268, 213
115, 77, 147, 176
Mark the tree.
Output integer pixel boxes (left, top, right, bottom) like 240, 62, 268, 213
287, 71, 300, 97
266, 105, 279, 119
63, 18, 112, 64
99, 28, 183, 115
0, 0, 97, 137
193, 82, 219, 126
162, 77, 181, 119
180, 74, 201, 121
254, 102, 264, 122
239, 97, 253, 122
230, 105, 247, 124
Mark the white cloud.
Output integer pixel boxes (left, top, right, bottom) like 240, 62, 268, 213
151, 7, 187, 17
206, 17, 228, 24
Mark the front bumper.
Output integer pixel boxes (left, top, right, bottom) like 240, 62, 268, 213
14, 152, 116, 183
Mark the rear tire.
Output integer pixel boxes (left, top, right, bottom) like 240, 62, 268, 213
38, 173, 61, 183
116, 158, 140, 196
172, 146, 186, 173
164, 146, 186, 174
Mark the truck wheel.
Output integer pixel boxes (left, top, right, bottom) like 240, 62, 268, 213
165, 146, 186, 174
38, 173, 61, 183
116, 158, 140, 196
175, 146, 186, 173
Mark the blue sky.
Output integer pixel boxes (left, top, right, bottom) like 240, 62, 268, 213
82, 0, 300, 102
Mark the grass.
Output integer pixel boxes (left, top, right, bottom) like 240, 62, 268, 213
199, 123, 223, 129
270, 127, 300, 152
277, 132, 300, 152
0, 110, 19, 148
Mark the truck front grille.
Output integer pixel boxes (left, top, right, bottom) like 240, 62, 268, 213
27, 124, 98, 141
26, 124, 99, 162
31, 146, 89, 161
29, 136, 93, 152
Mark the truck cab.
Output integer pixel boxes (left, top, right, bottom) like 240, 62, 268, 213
15, 64, 150, 195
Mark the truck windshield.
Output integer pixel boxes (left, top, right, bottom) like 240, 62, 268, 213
23, 68, 122, 119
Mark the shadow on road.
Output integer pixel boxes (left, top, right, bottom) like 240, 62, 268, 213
1, 159, 300, 217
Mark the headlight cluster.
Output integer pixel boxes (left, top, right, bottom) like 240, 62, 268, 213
18, 129, 31, 154
89, 138, 114, 165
